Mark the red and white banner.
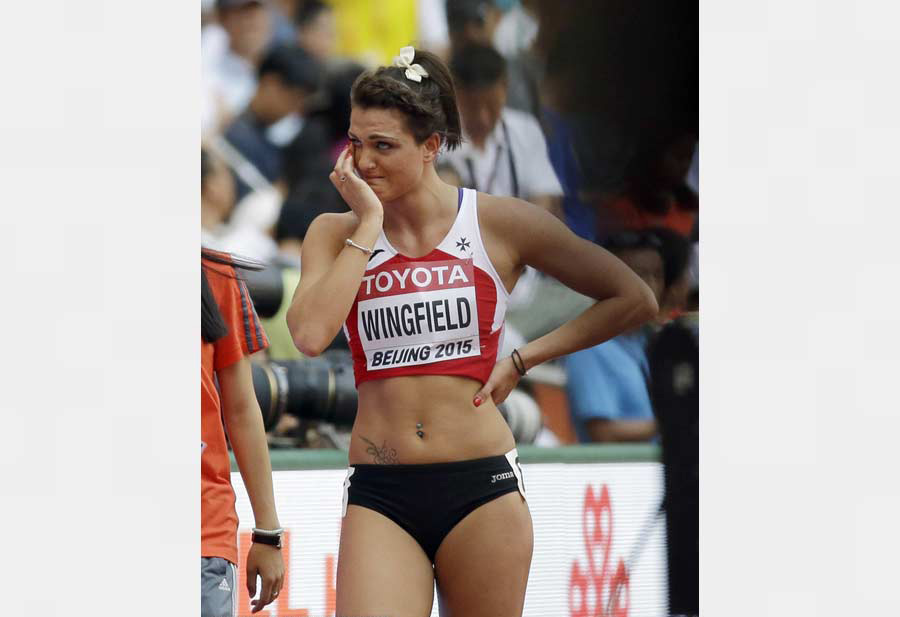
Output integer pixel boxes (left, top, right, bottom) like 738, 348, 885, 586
232, 461, 667, 616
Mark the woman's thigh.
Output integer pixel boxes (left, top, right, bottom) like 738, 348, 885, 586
433, 492, 534, 617
336, 504, 436, 617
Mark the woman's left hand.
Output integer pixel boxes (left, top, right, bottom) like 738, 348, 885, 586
473, 356, 521, 408
246, 542, 284, 613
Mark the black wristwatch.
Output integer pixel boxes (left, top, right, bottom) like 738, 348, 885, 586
251, 529, 283, 549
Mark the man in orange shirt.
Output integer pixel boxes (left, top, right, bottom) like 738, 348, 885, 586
202, 249, 284, 616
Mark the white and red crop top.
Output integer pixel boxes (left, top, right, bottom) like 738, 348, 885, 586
343, 187, 510, 387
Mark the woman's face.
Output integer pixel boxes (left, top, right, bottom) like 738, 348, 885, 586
348, 106, 435, 202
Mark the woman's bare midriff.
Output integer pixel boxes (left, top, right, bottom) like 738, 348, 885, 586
348, 374, 515, 465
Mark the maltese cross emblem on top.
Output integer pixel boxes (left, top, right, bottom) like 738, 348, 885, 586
456, 237, 471, 252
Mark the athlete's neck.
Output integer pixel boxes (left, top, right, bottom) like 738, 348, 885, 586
382, 166, 459, 236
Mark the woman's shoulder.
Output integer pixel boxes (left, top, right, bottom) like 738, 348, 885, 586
475, 191, 549, 231
473, 192, 557, 268
475, 191, 522, 212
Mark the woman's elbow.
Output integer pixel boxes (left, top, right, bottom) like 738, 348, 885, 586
631, 282, 659, 324
292, 328, 327, 357
287, 309, 325, 356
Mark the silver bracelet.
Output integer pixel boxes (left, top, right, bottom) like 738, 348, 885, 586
252, 527, 284, 536
344, 238, 374, 255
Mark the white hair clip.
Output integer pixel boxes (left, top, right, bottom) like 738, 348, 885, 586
392, 46, 429, 83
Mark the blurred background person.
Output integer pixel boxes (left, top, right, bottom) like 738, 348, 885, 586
564, 226, 693, 444
294, 60, 366, 164
202, 0, 231, 138
445, 0, 541, 117
446, 0, 502, 49
268, 0, 301, 45
441, 43, 562, 217
202, 147, 282, 261
201, 148, 237, 247
279, 61, 365, 245
564, 230, 664, 443
535, 0, 697, 244
596, 131, 699, 239
294, 0, 339, 65
222, 43, 323, 203
203, 0, 275, 133
208, 43, 323, 262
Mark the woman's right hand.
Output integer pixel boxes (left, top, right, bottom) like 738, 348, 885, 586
329, 146, 384, 224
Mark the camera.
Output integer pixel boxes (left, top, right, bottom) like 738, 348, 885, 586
251, 349, 358, 432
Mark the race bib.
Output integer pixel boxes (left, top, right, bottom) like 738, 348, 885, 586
357, 258, 481, 370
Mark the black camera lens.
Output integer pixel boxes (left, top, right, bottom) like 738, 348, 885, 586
251, 350, 358, 431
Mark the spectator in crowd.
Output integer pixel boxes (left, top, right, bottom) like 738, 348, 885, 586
295, 0, 339, 64
445, 0, 541, 117
268, 0, 301, 45
596, 131, 699, 239
276, 180, 344, 258
530, 0, 697, 245
564, 230, 665, 443
206, 0, 275, 124
202, 0, 231, 137
274, 193, 319, 260
222, 44, 323, 202
446, 0, 502, 49
201, 148, 237, 247
202, 147, 281, 260
540, 107, 598, 242
279, 62, 364, 238
299, 61, 367, 163
539, 35, 635, 244
441, 43, 563, 217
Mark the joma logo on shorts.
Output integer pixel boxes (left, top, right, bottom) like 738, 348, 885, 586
491, 471, 515, 483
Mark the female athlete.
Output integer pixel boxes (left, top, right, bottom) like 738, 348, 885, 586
286, 47, 657, 617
